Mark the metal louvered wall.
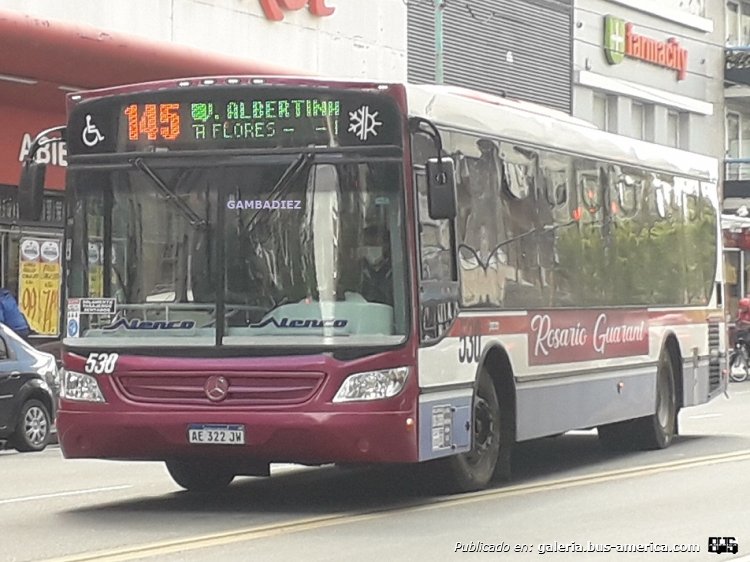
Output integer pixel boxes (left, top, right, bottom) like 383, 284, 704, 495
407, 0, 573, 113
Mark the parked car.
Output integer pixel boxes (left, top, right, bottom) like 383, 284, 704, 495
0, 324, 59, 452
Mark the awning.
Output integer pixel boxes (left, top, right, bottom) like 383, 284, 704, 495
0, 8, 304, 188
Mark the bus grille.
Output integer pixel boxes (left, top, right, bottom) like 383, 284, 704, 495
708, 322, 721, 392
113, 371, 325, 406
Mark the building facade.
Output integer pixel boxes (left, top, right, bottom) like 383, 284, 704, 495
0, 0, 407, 339
572, 0, 724, 159
407, 0, 574, 113
722, 0, 750, 316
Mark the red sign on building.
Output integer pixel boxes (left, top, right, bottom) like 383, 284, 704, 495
259, 0, 335, 21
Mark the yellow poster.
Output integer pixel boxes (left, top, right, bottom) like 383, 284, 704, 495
19, 238, 62, 336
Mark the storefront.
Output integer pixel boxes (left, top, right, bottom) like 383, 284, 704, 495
407, 0, 574, 113
572, 0, 724, 158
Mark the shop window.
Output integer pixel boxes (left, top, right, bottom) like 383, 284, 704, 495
728, 112, 741, 159
667, 111, 680, 148
743, 1, 750, 45
592, 94, 608, 130
727, 0, 750, 45
726, 109, 750, 179
729, 1, 740, 45
631, 102, 645, 140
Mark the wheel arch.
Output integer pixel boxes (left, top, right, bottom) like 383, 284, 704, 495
15, 386, 54, 432
477, 343, 517, 443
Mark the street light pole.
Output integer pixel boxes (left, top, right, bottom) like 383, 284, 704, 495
434, 0, 445, 84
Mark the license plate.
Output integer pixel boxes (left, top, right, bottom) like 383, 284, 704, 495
187, 424, 245, 445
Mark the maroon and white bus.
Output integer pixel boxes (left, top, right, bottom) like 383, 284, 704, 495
20, 76, 726, 493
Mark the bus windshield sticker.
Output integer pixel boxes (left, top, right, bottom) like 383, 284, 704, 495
79, 298, 117, 315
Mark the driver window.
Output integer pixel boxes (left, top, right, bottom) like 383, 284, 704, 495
413, 132, 453, 283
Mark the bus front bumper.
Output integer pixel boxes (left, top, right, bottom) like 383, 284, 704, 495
56, 409, 419, 464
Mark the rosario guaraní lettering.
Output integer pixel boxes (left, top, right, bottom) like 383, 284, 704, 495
103, 319, 196, 330
593, 313, 646, 354
250, 317, 348, 329
530, 314, 588, 357
227, 199, 302, 210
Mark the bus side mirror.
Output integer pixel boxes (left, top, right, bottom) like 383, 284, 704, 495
426, 157, 457, 220
18, 160, 46, 221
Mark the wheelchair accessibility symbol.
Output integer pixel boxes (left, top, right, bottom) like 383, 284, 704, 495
82, 114, 105, 147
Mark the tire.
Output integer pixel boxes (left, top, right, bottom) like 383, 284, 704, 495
635, 348, 678, 449
165, 460, 235, 492
730, 350, 749, 383
13, 399, 51, 452
426, 369, 508, 493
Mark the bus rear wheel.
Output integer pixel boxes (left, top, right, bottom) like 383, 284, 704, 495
597, 348, 677, 450
165, 460, 235, 492
635, 349, 677, 449
429, 368, 506, 493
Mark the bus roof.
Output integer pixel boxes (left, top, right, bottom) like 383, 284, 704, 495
405, 83, 718, 182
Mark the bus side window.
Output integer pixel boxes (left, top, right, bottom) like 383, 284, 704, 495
412, 130, 458, 342
538, 151, 573, 307
416, 173, 453, 283
499, 143, 542, 308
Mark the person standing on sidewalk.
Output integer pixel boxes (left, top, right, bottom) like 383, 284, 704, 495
0, 288, 31, 341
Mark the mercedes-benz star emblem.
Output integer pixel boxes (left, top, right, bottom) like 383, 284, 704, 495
204, 375, 229, 402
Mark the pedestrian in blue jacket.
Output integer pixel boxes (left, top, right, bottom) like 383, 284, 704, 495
0, 288, 31, 340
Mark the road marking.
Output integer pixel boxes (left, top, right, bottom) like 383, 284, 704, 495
687, 413, 723, 419
0, 485, 132, 506
39, 448, 750, 562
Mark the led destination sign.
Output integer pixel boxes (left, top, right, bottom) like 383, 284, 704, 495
67, 87, 402, 154
124, 98, 341, 144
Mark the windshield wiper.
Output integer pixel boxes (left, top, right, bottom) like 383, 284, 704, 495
132, 158, 208, 229
243, 152, 315, 234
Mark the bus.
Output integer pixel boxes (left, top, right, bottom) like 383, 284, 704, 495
20, 76, 727, 494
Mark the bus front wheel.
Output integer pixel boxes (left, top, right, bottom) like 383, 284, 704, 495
165, 459, 235, 492
428, 368, 506, 493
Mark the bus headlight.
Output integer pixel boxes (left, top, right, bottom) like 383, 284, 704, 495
333, 367, 410, 403
61, 369, 106, 402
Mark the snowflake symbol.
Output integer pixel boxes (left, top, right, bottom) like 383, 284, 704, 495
348, 105, 382, 141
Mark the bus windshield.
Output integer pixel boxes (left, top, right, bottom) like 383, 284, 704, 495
67, 157, 409, 348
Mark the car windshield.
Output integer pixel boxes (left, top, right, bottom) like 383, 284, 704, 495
66, 157, 409, 348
